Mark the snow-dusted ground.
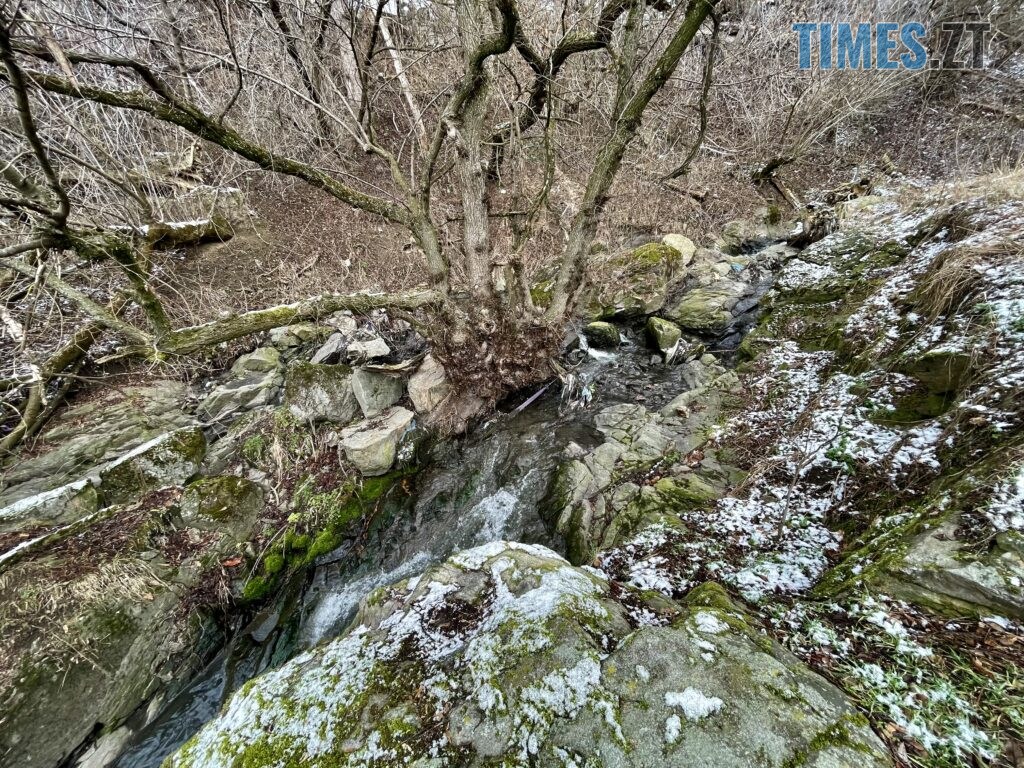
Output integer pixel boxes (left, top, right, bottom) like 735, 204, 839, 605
595, 175, 1024, 765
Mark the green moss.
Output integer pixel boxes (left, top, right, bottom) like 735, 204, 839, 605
782, 714, 874, 768
654, 475, 721, 510
181, 475, 263, 526
584, 321, 620, 349
871, 389, 953, 425
242, 575, 275, 602
283, 530, 310, 551
306, 530, 344, 561
83, 601, 138, 639
99, 427, 206, 505
626, 242, 680, 268
530, 279, 554, 309
815, 503, 930, 597
896, 349, 973, 396
262, 552, 285, 576
241, 434, 266, 465
684, 582, 737, 613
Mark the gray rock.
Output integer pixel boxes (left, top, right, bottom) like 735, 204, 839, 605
97, 426, 206, 505
310, 332, 348, 364
199, 367, 282, 420
165, 547, 891, 768
595, 403, 673, 463
583, 242, 684, 319
0, 381, 194, 506
325, 312, 358, 333
882, 517, 1024, 618
351, 369, 404, 418
337, 406, 415, 475
717, 217, 771, 254
179, 475, 264, 540
662, 233, 697, 265
408, 355, 451, 414
583, 321, 621, 349
346, 337, 390, 361
548, 369, 743, 564
665, 283, 749, 335
646, 316, 682, 353
269, 323, 328, 349
230, 347, 280, 374
284, 362, 359, 423
0, 480, 100, 534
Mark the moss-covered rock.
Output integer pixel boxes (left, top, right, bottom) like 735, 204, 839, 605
646, 316, 682, 353
896, 348, 973, 395
874, 515, 1024, 619
664, 283, 747, 336
98, 427, 206, 505
179, 475, 264, 539
164, 544, 890, 768
269, 322, 331, 349
583, 321, 621, 349
0, 381, 194, 506
200, 347, 284, 420
582, 242, 683, 320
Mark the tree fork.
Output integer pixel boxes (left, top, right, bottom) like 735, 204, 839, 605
546, 0, 721, 320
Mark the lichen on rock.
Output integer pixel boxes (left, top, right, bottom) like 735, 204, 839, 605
165, 543, 890, 768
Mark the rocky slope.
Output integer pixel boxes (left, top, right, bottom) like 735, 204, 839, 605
2, 172, 1022, 768
165, 173, 1023, 767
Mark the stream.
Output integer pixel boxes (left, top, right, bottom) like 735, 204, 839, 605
112, 318, 758, 768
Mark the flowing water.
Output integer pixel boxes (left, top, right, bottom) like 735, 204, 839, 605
112, 326, 751, 768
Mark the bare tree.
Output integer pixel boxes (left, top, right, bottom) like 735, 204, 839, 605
0, 0, 720, 443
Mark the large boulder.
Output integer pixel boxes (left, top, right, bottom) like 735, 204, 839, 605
284, 362, 359, 423
337, 406, 415, 476
584, 242, 684, 319
165, 545, 890, 768
664, 282, 749, 336
407, 354, 450, 414
583, 321, 621, 349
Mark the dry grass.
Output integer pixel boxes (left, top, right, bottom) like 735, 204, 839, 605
0, 488, 221, 701
0, 556, 167, 697
912, 238, 1023, 323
